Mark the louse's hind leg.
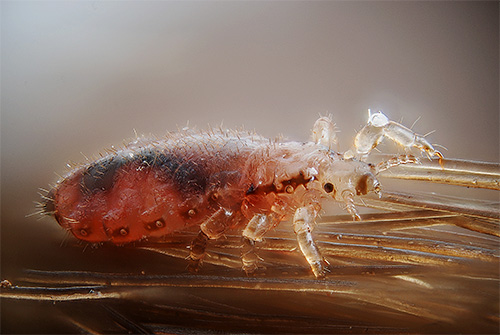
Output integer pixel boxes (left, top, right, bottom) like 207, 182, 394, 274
188, 207, 233, 273
241, 212, 281, 274
188, 230, 209, 273
293, 205, 327, 279
352, 110, 443, 164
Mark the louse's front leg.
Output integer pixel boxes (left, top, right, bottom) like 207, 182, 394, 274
375, 154, 419, 174
293, 204, 327, 279
352, 110, 443, 163
341, 191, 362, 221
188, 207, 233, 272
241, 212, 281, 274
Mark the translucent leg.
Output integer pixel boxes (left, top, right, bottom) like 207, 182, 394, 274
241, 213, 281, 274
188, 207, 233, 272
353, 110, 443, 164
375, 154, 419, 174
293, 205, 326, 278
188, 231, 209, 273
385, 122, 443, 164
311, 115, 337, 149
241, 238, 260, 274
342, 191, 362, 221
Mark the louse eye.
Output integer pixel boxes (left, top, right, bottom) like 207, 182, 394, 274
323, 183, 334, 193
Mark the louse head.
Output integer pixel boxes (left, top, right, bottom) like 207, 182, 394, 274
319, 159, 381, 200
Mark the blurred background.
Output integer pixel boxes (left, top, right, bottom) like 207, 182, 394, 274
1, 1, 499, 333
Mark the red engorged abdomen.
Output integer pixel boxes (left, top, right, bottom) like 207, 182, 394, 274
48, 132, 273, 245
53, 163, 204, 244
53, 174, 109, 243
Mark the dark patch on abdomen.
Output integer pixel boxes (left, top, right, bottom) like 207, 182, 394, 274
142, 150, 182, 173
79, 147, 215, 196
141, 149, 210, 195
174, 162, 207, 193
81, 156, 127, 194
79, 149, 182, 194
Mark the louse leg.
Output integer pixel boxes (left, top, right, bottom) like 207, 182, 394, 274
293, 205, 327, 279
375, 154, 419, 174
342, 191, 362, 221
241, 212, 281, 274
188, 207, 233, 272
353, 110, 443, 164
311, 115, 337, 149
188, 231, 209, 273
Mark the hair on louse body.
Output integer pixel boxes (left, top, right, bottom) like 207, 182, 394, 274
40, 112, 443, 278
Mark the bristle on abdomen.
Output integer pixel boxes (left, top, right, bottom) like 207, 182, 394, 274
39, 187, 56, 215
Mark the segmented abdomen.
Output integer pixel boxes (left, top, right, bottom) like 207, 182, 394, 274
45, 133, 263, 244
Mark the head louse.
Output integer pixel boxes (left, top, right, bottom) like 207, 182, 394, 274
40, 111, 443, 278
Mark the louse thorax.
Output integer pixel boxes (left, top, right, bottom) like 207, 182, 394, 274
314, 153, 381, 201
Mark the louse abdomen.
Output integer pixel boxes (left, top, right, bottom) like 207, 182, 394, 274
46, 146, 248, 244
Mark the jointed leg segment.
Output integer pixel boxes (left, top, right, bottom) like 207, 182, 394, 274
188, 207, 233, 272
342, 191, 362, 221
352, 110, 443, 164
188, 230, 209, 273
375, 154, 419, 174
293, 205, 326, 278
241, 212, 281, 274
